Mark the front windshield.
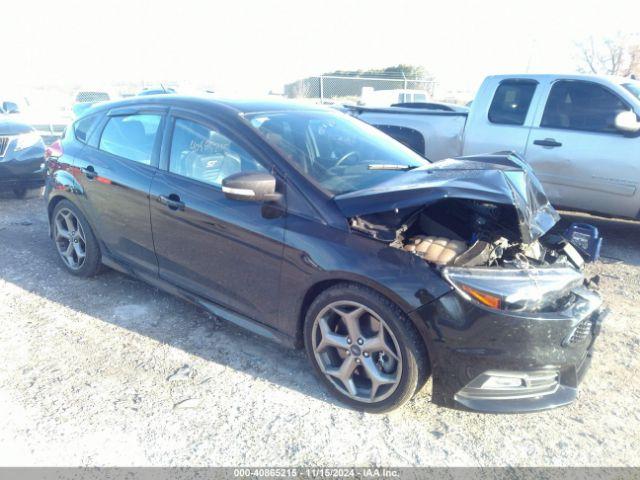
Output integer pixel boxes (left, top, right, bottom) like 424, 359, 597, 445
623, 82, 640, 101
244, 109, 429, 195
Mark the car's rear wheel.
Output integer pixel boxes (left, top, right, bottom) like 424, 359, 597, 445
51, 200, 103, 277
304, 283, 428, 413
13, 187, 27, 198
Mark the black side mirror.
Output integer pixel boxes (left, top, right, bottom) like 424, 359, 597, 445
2, 101, 20, 114
222, 171, 282, 203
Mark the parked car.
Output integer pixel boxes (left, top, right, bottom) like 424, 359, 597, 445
3, 94, 69, 145
0, 116, 46, 197
44, 96, 605, 413
1, 100, 21, 114
349, 74, 640, 220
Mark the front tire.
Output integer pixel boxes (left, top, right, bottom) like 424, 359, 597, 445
51, 200, 103, 277
304, 283, 429, 413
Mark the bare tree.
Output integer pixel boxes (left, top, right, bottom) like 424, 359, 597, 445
577, 34, 640, 77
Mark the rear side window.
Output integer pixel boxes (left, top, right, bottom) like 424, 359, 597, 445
541, 81, 630, 133
99, 114, 162, 165
73, 114, 98, 144
488, 81, 537, 125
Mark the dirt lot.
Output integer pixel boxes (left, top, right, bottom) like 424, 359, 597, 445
0, 191, 639, 467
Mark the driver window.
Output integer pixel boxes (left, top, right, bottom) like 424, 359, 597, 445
169, 118, 266, 187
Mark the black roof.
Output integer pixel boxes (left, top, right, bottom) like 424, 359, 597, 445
84, 95, 328, 118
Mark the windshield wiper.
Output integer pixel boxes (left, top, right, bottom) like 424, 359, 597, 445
367, 164, 419, 171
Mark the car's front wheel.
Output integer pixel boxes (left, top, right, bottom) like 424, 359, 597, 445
304, 283, 429, 413
51, 200, 103, 277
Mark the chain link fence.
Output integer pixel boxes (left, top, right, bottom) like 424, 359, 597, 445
284, 75, 436, 103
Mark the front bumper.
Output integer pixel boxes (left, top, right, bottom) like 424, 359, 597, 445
412, 285, 606, 413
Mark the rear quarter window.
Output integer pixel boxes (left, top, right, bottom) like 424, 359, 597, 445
488, 81, 537, 125
73, 114, 99, 144
98, 114, 162, 165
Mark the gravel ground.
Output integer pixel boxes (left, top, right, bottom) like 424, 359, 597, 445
0, 190, 639, 467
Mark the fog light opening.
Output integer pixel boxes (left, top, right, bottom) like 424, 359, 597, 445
456, 369, 561, 402
482, 375, 525, 389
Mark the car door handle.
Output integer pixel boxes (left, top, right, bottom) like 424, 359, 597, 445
80, 166, 98, 179
158, 194, 185, 211
533, 138, 563, 148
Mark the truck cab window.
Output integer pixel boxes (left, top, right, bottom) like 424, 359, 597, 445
541, 81, 630, 133
488, 81, 537, 125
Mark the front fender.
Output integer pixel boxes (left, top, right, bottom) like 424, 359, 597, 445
278, 214, 453, 340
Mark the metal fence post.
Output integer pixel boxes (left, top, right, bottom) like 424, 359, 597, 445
320, 76, 324, 102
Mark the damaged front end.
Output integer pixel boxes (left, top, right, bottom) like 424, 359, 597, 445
337, 152, 591, 314
336, 152, 606, 412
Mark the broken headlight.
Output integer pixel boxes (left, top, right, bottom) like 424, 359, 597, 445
442, 266, 584, 312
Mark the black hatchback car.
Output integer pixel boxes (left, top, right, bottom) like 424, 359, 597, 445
44, 96, 606, 413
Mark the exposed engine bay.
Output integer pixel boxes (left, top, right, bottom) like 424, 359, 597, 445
340, 153, 596, 314
350, 198, 584, 270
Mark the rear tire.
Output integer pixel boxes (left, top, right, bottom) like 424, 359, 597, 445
51, 200, 103, 277
304, 283, 429, 413
13, 187, 27, 198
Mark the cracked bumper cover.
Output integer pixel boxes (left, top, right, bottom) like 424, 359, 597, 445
411, 285, 606, 413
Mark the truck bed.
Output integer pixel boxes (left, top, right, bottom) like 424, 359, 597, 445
346, 105, 468, 161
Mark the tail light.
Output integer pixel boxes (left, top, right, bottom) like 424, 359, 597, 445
45, 140, 63, 160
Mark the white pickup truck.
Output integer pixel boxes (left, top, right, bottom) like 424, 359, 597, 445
348, 74, 640, 219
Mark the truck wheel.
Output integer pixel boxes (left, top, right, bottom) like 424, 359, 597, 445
51, 200, 103, 277
304, 283, 429, 413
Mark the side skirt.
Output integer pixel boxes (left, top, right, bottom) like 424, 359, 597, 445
101, 254, 297, 349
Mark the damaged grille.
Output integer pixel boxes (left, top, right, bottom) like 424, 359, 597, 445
565, 315, 594, 346
0, 137, 8, 157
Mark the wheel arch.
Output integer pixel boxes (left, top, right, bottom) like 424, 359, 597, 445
47, 194, 67, 222
295, 274, 426, 349
47, 193, 83, 235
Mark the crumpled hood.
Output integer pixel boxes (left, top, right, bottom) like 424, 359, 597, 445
334, 152, 560, 243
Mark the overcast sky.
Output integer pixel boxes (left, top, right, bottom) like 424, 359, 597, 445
2, 0, 639, 96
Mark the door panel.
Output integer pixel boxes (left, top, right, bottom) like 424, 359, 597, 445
149, 171, 284, 325
525, 128, 640, 216
149, 114, 285, 327
525, 80, 640, 217
75, 112, 163, 274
